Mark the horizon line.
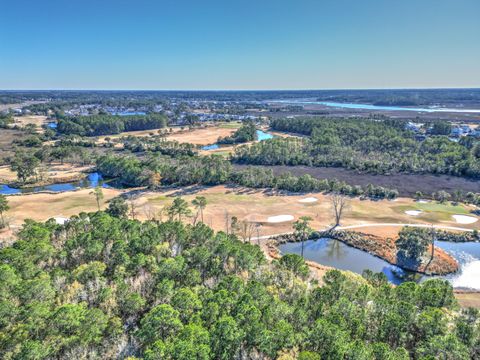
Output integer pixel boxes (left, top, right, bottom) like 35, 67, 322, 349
1, 86, 479, 92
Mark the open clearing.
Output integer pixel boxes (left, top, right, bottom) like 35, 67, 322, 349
134, 185, 480, 236
166, 125, 237, 145
4, 188, 124, 228
12, 115, 48, 131
95, 122, 240, 146
5, 184, 479, 238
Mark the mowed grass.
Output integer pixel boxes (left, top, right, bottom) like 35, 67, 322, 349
218, 122, 242, 129
392, 201, 471, 222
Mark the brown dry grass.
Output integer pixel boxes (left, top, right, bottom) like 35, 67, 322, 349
133, 185, 479, 236
165, 126, 236, 145
95, 123, 238, 146
5, 188, 124, 228
454, 292, 480, 308
12, 115, 48, 130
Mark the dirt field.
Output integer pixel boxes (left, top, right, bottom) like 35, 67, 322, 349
4, 188, 124, 228
233, 164, 480, 197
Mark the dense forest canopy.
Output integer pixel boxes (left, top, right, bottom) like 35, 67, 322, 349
0, 212, 478, 359
96, 153, 399, 199
218, 122, 257, 144
56, 114, 168, 136
3, 88, 480, 106
232, 117, 480, 178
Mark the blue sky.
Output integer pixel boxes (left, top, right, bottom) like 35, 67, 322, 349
1, 0, 479, 90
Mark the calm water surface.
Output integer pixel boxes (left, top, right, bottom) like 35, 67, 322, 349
201, 129, 274, 150
272, 100, 480, 113
279, 238, 480, 289
0, 172, 112, 195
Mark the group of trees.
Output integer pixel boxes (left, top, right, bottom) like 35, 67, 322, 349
96, 153, 399, 200
0, 211, 478, 359
122, 136, 197, 157
232, 117, 480, 178
217, 121, 257, 144
56, 113, 168, 136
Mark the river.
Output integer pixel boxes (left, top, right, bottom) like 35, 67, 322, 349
272, 100, 480, 113
279, 238, 480, 289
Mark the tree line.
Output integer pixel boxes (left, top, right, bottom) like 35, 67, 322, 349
232, 117, 480, 178
96, 153, 400, 199
0, 211, 477, 359
217, 121, 257, 144
56, 113, 168, 136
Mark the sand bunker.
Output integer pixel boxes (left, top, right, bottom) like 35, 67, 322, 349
267, 215, 294, 223
452, 215, 478, 224
417, 200, 429, 203
405, 210, 422, 216
299, 197, 318, 203
54, 217, 69, 225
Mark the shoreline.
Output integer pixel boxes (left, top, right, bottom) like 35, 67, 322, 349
269, 230, 459, 276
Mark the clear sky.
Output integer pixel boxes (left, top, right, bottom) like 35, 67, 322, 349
1, 0, 479, 90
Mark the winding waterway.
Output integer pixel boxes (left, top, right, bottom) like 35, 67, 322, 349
279, 238, 480, 289
0, 172, 112, 195
272, 100, 480, 113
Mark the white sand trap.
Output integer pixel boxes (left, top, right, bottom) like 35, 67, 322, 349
267, 215, 294, 223
298, 197, 318, 203
418, 200, 429, 203
452, 215, 478, 224
405, 210, 422, 216
54, 217, 69, 225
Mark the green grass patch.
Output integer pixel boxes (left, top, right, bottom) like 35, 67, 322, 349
218, 122, 241, 129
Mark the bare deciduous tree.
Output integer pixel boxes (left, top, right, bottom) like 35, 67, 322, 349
331, 194, 349, 227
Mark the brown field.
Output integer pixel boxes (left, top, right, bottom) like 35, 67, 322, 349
5, 184, 478, 237
4, 188, 125, 228
165, 125, 237, 145
454, 292, 480, 308
95, 122, 240, 146
12, 115, 49, 131
131, 185, 480, 236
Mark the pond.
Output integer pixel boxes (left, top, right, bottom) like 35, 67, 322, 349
201, 129, 274, 150
0, 172, 113, 195
279, 238, 480, 289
